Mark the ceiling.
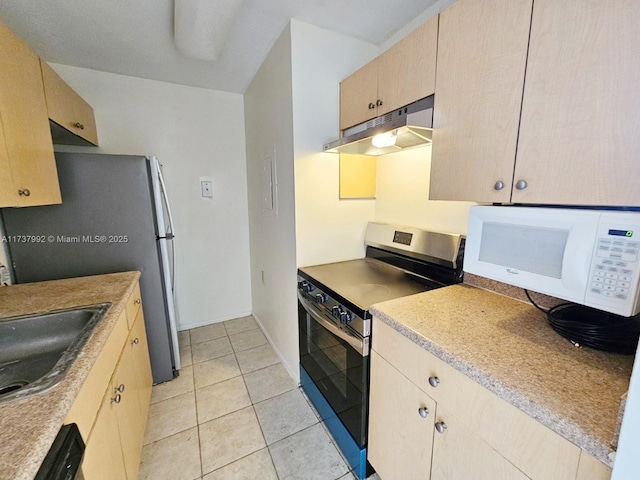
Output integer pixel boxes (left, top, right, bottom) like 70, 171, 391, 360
0, 0, 440, 94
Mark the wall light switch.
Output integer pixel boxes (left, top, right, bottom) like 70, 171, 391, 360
201, 180, 213, 198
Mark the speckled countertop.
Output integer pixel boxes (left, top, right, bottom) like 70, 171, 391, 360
0, 271, 140, 480
370, 283, 634, 466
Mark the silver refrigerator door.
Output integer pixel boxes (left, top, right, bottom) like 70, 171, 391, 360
1, 153, 178, 383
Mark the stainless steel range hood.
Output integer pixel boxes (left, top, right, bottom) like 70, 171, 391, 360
323, 96, 433, 156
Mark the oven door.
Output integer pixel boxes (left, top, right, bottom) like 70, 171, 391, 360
298, 291, 369, 448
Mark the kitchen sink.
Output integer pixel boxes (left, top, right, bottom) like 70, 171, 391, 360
0, 303, 111, 404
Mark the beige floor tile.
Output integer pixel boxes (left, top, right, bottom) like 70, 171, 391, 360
223, 315, 258, 335
199, 406, 266, 474
235, 343, 280, 374
138, 427, 201, 480
269, 424, 349, 480
178, 330, 191, 348
190, 322, 227, 345
180, 344, 193, 368
193, 353, 241, 389
191, 336, 233, 364
244, 363, 296, 404
143, 391, 197, 445
202, 448, 277, 480
151, 365, 194, 404
254, 389, 318, 445
196, 376, 251, 424
228, 328, 267, 353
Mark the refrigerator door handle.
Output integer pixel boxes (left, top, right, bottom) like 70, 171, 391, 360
149, 156, 181, 372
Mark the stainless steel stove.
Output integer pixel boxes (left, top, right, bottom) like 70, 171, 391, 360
297, 222, 465, 479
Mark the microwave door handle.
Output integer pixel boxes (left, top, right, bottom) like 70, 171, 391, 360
298, 292, 369, 357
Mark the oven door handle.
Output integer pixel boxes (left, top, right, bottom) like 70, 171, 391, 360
298, 291, 369, 357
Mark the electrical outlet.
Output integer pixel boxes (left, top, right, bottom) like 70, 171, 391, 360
201, 180, 213, 198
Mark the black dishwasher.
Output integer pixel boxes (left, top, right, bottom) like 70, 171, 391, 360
34, 423, 85, 480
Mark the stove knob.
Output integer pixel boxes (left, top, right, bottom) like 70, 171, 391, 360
339, 310, 353, 324
332, 305, 341, 318
315, 293, 327, 304
297, 281, 314, 294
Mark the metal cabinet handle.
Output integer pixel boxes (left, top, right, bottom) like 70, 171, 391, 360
494, 181, 505, 191
428, 376, 440, 388
134, 299, 141, 305
376, 99, 383, 106
418, 407, 429, 418
368, 102, 376, 109
515, 180, 528, 190
115, 384, 125, 393
18, 189, 31, 197
111, 394, 121, 404
435, 421, 447, 434
131, 337, 140, 345
72, 122, 85, 130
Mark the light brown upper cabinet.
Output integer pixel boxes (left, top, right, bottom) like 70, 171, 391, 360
339, 17, 438, 131
0, 20, 61, 207
513, 0, 640, 205
430, 0, 640, 206
41, 59, 99, 146
429, 0, 533, 203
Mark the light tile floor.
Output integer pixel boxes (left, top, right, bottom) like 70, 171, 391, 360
137, 315, 357, 480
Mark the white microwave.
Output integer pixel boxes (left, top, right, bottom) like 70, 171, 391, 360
464, 206, 640, 317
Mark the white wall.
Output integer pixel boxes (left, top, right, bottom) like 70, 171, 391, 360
50, 64, 252, 330
375, 146, 475, 234
244, 25, 299, 380
291, 20, 380, 268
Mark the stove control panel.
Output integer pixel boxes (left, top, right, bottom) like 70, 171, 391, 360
297, 276, 368, 336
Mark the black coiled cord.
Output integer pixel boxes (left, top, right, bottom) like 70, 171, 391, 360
524, 290, 640, 355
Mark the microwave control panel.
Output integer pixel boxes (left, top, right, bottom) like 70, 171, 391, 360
586, 218, 640, 316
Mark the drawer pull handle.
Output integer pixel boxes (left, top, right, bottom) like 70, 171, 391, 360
515, 179, 528, 190
428, 376, 440, 388
134, 298, 141, 305
72, 122, 85, 130
18, 189, 31, 197
115, 384, 125, 393
111, 394, 121, 404
435, 421, 447, 434
368, 102, 376, 109
418, 407, 429, 418
494, 181, 505, 190
131, 337, 140, 345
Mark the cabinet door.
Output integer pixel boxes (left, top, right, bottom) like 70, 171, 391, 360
81, 386, 127, 480
369, 351, 436, 480
113, 344, 147, 480
377, 16, 438, 117
339, 59, 378, 130
0, 20, 60, 207
0, 116, 16, 206
431, 405, 529, 480
429, 0, 532, 203
514, 0, 640, 206
40, 60, 98, 146
130, 306, 153, 424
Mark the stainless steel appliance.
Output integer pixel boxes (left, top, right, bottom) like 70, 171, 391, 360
34, 423, 85, 480
297, 222, 465, 479
1, 153, 180, 383
323, 96, 433, 156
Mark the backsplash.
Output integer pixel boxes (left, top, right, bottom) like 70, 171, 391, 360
463, 273, 564, 310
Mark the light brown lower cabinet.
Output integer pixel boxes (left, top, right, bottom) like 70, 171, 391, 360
369, 318, 612, 480
65, 282, 152, 480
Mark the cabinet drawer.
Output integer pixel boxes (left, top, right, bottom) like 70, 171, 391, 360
65, 310, 128, 439
124, 282, 142, 329
372, 317, 581, 480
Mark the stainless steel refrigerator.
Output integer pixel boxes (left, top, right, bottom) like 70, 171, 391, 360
1, 153, 181, 384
